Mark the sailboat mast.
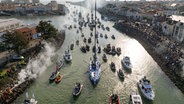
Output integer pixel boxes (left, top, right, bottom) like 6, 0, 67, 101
94, 0, 97, 57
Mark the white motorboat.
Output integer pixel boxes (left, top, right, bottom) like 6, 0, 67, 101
63, 49, 72, 63
130, 92, 143, 104
122, 56, 132, 70
24, 92, 38, 104
137, 76, 155, 100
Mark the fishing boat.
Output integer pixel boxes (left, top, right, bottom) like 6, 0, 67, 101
102, 54, 107, 62
49, 71, 60, 82
55, 73, 62, 84
109, 94, 120, 104
73, 83, 83, 96
24, 92, 38, 104
89, 0, 101, 85
130, 92, 143, 104
137, 76, 155, 100
63, 49, 72, 63
117, 68, 124, 79
121, 56, 132, 70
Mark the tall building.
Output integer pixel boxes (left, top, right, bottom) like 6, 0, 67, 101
32, 0, 40, 3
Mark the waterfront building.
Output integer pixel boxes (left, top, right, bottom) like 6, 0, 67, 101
162, 15, 184, 42
15, 24, 38, 42
32, 0, 40, 4
0, 18, 22, 32
47, 0, 58, 11
171, 15, 184, 42
14, 0, 31, 4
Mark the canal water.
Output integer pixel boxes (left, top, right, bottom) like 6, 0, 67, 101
5, 4, 184, 104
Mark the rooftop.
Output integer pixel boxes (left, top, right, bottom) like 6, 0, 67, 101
0, 18, 22, 28
169, 15, 184, 23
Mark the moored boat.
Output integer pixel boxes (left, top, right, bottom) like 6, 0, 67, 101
137, 76, 155, 100
121, 56, 132, 70
130, 92, 143, 104
109, 94, 120, 104
73, 83, 83, 96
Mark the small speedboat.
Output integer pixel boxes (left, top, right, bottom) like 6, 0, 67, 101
106, 27, 110, 31
49, 71, 60, 82
121, 56, 132, 70
111, 46, 116, 56
24, 92, 38, 104
55, 73, 62, 84
70, 43, 74, 50
73, 83, 83, 96
137, 76, 155, 100
102, 54, 107, 62
105, 34, 108, 39
63, 49, 72, 63
81, 33, 84, 37
83, 38, 87, 43
117, 69, 124, 79
56, 60, 64, 71
76, 40, 79, 45
116, 47, 121, 56
86, 45, 90, 52
110, 62, 116, 71
100, 33, 103, 38
130, 92, 143, 104
88, 38, 92, 44
111, 35, 115, 40
81, 45, 87, 53
109, 94, 120, 104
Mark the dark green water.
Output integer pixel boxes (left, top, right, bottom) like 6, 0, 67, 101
7, 4, 184, 104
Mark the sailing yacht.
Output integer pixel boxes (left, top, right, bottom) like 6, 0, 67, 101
89, 0, 101, 85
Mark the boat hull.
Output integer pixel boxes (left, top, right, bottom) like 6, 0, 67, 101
73, 85, 83, 96
109, 94, 120, 104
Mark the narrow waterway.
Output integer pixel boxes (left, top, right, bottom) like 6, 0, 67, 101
6, 4, 184, 104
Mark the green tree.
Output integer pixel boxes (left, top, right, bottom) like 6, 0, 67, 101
36, 20, 58, 39
3, 31, 28, 54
